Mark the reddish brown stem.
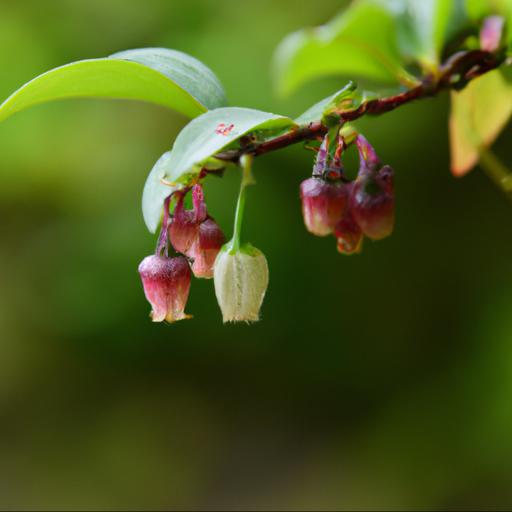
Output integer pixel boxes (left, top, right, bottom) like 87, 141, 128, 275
215, 49, 506, 164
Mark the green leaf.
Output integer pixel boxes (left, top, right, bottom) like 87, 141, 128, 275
449, 69, 512, 176
142, 107, 297, 232
272, 0, 416, 97
394, 0, 456, 69
295, 82, 358, 124
0, 48, 227, 122
142, 151, 178, 236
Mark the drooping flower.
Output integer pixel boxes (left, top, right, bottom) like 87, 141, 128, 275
300, 134, 347, 236
190, 217, 226, 278
300, 177, 347, 236
350, 136, 395, 241
168, 193, 200, 255
213, 244, 269, 323
168, 185, 225, 278
138, 254, 191, 323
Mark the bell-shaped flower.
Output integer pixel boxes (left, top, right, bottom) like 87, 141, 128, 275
213, 244, 269, 323
189, 218, 226, 278
300, 177, 347, 236
350, 135, 395, 240
168, 194, 199, 255
138, 254, 191, 323
351, 164, 395, 241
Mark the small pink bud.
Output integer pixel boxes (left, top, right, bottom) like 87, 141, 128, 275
350, 165, 395, 240
300, 177, 347, 236
335, 202, 364, 255
138, 255, 191, 323
480, 15, 505, 52
189, 217, 226, 278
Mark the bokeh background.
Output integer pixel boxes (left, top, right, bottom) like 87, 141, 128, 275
1, 0, 512, 509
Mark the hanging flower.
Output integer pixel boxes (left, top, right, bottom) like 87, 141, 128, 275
214, 244, 269, 323
190, 217, 226, 278
300, 133, 347, 236
138, 254, 192, 323
350, 135, 395, 240
300, 177, 347, 236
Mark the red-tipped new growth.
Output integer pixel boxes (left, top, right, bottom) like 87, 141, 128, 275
138, 254, 191, 323
480, 15, 505, 53
168, 185, 225, 278
351, 135, 395, 241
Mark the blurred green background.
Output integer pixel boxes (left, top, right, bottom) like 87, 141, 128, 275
1, 0, 512, 509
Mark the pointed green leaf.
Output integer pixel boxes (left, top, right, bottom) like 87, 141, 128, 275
449, 69, 512, 176
295, 83, 358, 125
273, 0, 415, 97
143, 107, 297, 232
0, 48, 227, 122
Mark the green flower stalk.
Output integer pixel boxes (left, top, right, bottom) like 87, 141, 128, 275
214, 155, 269, 323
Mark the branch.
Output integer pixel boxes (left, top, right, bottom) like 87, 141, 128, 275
215, 49, 507, 163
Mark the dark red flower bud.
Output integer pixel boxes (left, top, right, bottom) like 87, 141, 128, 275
138, 255, 191, 323
189, 217, 226, 278
350, 135, 395, 240
300, 177, 347, 236
351, 165, 395, 240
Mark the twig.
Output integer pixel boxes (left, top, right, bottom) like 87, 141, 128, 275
215, 49, 506, 163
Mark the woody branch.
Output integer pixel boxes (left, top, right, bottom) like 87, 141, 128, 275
215, 49, 507, 163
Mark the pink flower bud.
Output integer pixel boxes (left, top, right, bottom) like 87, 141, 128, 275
138, 255, 191, 323
350, 165, 395, 241
168, 185, 226, 277
480, 15, 505, 52
335, 200, 364, 255
189, 217, 226, 279
300, 177, 347, 236
168, 193, 198, 254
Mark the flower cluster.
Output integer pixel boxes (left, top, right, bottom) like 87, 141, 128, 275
139, 185, 225, 323
300, 134, 394, 254
139, 133, 395, 325
139, 182, 269, 324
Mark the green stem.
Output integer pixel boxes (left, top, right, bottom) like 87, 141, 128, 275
229, 154, 254, 253
479, 148, 512, 197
